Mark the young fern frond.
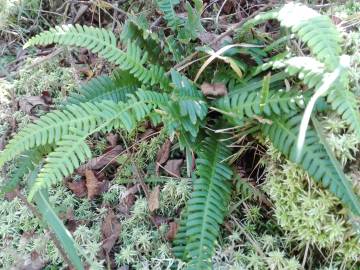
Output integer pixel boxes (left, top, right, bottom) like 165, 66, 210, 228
66, 70, 139, 105
263, 114, 360, 215
277, 3, 341, 70
24, 25, 170, 89
173, 134, 233, 269
156, 0, 182, 29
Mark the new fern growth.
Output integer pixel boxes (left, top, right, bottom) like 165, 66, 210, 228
1, 2, 360, 270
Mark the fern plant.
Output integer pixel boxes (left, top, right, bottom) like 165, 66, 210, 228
1, 2, 360, 269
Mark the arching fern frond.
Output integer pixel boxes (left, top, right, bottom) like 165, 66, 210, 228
216, 89, 309, 121
263, 114, 360, 215
66, 70, 139, 105
24, 25, 170, 89
0, 102, 103, 167
277, 3, 341, 70
29, 133, 92, 200
179, 134, 233, 269
272, 57, 325, 89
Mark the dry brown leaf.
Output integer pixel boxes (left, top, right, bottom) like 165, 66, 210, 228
148, 185, 160, 212
85, 170, 108, 199
67, 180, 87, 198
101, 210, 121, 254
155, 139, 171, 174
11, 252, 45, 270
164, 159, 183, 178
77, 145, 123, 174
106, 133, 119, 147
166, 221, 179, 241
18, 95, 50, 116
118, 184, 140, 215
200, 82, 227, 97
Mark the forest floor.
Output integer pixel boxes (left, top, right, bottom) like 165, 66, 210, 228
1, 0, 360, 269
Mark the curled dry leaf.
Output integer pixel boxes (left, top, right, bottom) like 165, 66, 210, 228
67, 180, 87, 198
18, 94, 50, 116
164, 159, 183, 178
85, 169, 108, 200
200, 82, 227, 97
77, 145, 123, 174
101, 210, 121, 254
166, 221, 179, 241
118, 184, 140, 215
106, 133, 119, 147
148, 185, 160, 212
155, 139, 171, 174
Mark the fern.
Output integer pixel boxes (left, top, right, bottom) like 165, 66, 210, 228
263, 114, 360, 215
66, 70, 139, 105
24, 25, 170, 89
174, 133, 233, 268
156, 0, 182, 29
216, 89, 309, 121
277, 3, 341, 70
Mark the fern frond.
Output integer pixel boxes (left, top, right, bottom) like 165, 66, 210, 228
272, 57, 325, 89
66, 70, 139, 105
156, 0, 182, 29
0, 103, 103, 167
263, 114, 360, 215
216, 89, 308, 120
277, 3, 341, 70
0, 146, 50, 196
29, 133, 91, 199
184, 134, 233, 269
24, 25, 170, 89
327, 88, 360, 139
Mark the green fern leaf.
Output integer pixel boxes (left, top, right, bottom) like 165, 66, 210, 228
156, 0, 182, 29
263, 114, 360, 215
184, 134, 233, 269
327, 88, 360, 139
24, 25, 170, 89
0, 146, 50, 196
277, 3, 341, 70
66, 70, 139, 105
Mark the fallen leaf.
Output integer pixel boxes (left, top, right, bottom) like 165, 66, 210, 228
77, 145, 123, 174
67, 180, 87, 197
18, 95, 50, 116
152, 215, 169, 227
198, 32, 233, 51
11, 252, 45, 270
148, 185, 160, 212
200, 82, 227, 97
166, 221, 179, 241
106, 133, 119, 147
85, 170, 108, 200
155, 139, 171, 174
118, 184, 140, 215
164, 159, 183, 177
101, 210, 121, 254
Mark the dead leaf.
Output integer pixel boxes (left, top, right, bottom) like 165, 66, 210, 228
85, 170, 108, 200
11, 252, 45, 270
164, 159, 183, 178
101, 210, 121, 254
198, 32, 233, 51
166, 222, 179, 241
148, 185, 160, 212
200, 82, 227, 97
155, 139, 171, 174
67, 180, 87, 197
106, 133, 118, 147
118, 184, 140, 215
77, 145, 123, 174
18, 95, 50, 116
152, 215, 169, 227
